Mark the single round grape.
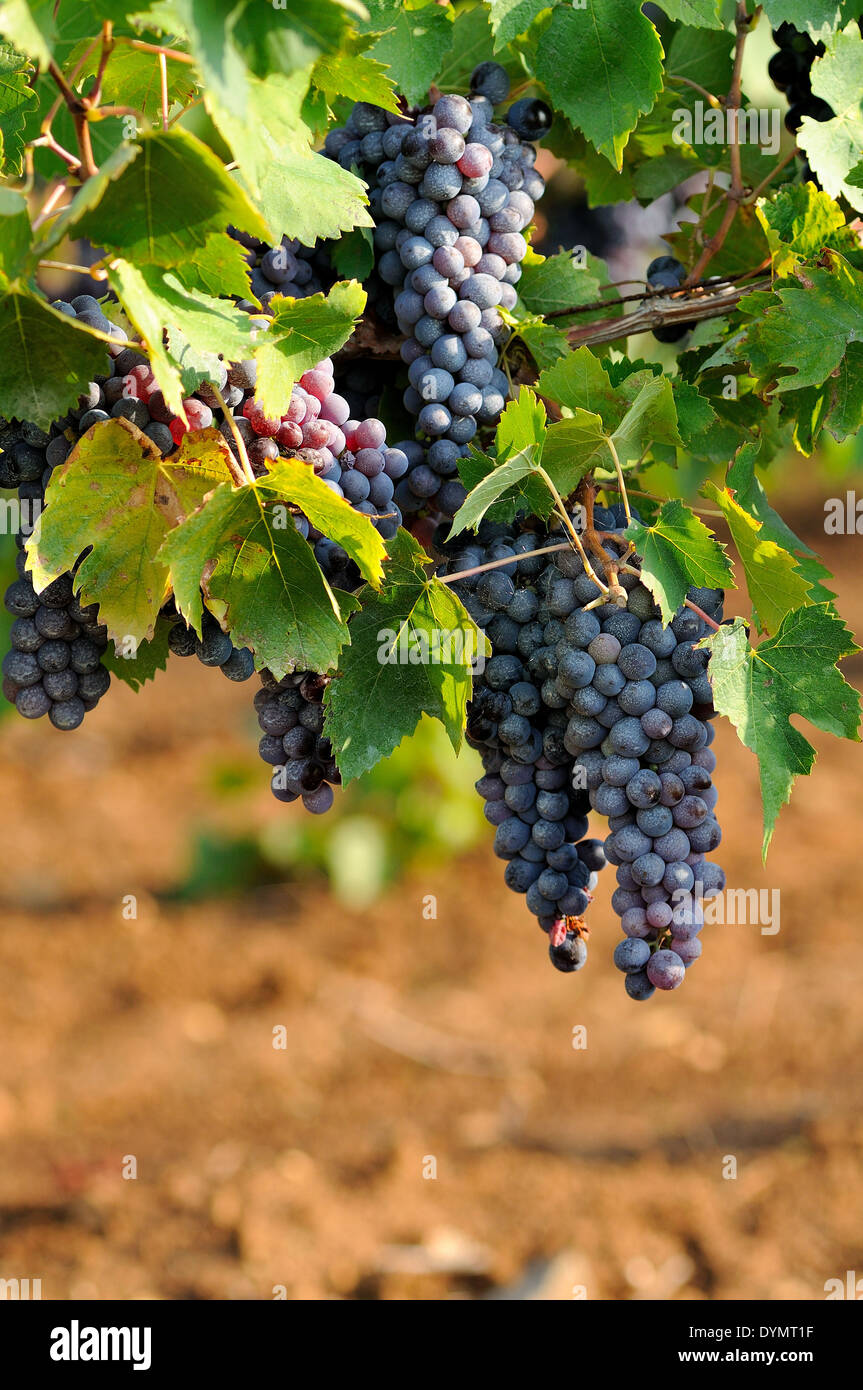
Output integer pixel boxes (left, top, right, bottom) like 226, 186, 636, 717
424, 284, 458, 319
470, 62, 511, 104
549, 932, 588, 973
433, 94, 474, 135
431, 334, 468, 373
613, 938, 651, 973
646, 948, 686, 991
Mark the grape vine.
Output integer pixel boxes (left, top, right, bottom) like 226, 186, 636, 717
0, 1, 859, 1002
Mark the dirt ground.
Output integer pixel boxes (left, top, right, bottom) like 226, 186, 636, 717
0, 515, 861, 1303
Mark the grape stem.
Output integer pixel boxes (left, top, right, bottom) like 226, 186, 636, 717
211, 385, 255, 486
607, 484, 725, 519
438, 540, 572, 586
545, 262, 768, 320
29, 131, 79, 171
745, 144, 800, 203
565, 275, 771, 349
159, 51, 170, 131
683, 599, 721, 632
31, 181, 69, 231
38, 260, 108, 278
85, 22, 115, 109
605, 438, 631, 524
666, 74, 722, 107
46, 60, 98, 180
536, 464, 608, 592
685, 2, 752, 286
577, 478, 628, 605
112, 36, 196, 64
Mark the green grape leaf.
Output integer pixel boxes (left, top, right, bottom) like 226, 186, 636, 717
253, 280, 365, 419
534, 2, 663, 169
27, 420, 234, 644
488, 0, 549, 49
108, 260, 257, 417
632, 150, 701, 203
755, 182, 853, 277
518, 249, 603, 317
74, 128, 269, 265
671, 198, 770, 279
761, 2, 858, 40
742, 252, 863, 393
509, 310, 571, 371
610, 374, 683, 463
136, 0, 246, 115
257, 459, 386, 590
234, 0, 351, 76
497, 385, 547, 457
706, 608, 861, 858
311, 50, 399, 111
164, 330, 223, 398
0, 285, 111, 428
540, 412, 609, 491
173, 231, 256, 303
436, 1, 501, 91
207, 68, 372, 245
0, 187, 31, 278
702, 480, 812, 634
625, 498, 735, 624
538, 345, 625, 420
797, 23, 863, 212
783, 339, 863, 451
32, 140, 140, 256
359, 0, 453, 105
665, 22, 733, 103
159, 467, 363, 677
0, 0, 55, 65
673, 380, 718, 452
538, 352, 682, 475
450, 442, 543, 537
727, 440, 835, 604
324, 528, 486, 782
104, 614, 173, 691
658, 0, 725, 27
455, 383, 605, 532
105, 261, 181, 418
0, 40, 37, 176
72, 41, 198, 119
328, 227, 375, 283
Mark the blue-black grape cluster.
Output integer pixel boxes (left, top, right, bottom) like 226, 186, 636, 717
325, 66, 551, 519
768, 22, 834, 134
254, 669, 340, 815
439, 513, 608, 974
439, 503, 724, 992
228, 227, 331, 313
554, 513, 724, 1001
0, 294, 127, 728
166, 605, 254, 682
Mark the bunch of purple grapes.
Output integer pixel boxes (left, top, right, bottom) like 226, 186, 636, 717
325, 64, 551, 520
0, 294, 131, 728
254, 669, 340, 815
438, 500, 724, 991
551, 513, 724, 1000
439, 512, 608, 975
228, 227, 331, 313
